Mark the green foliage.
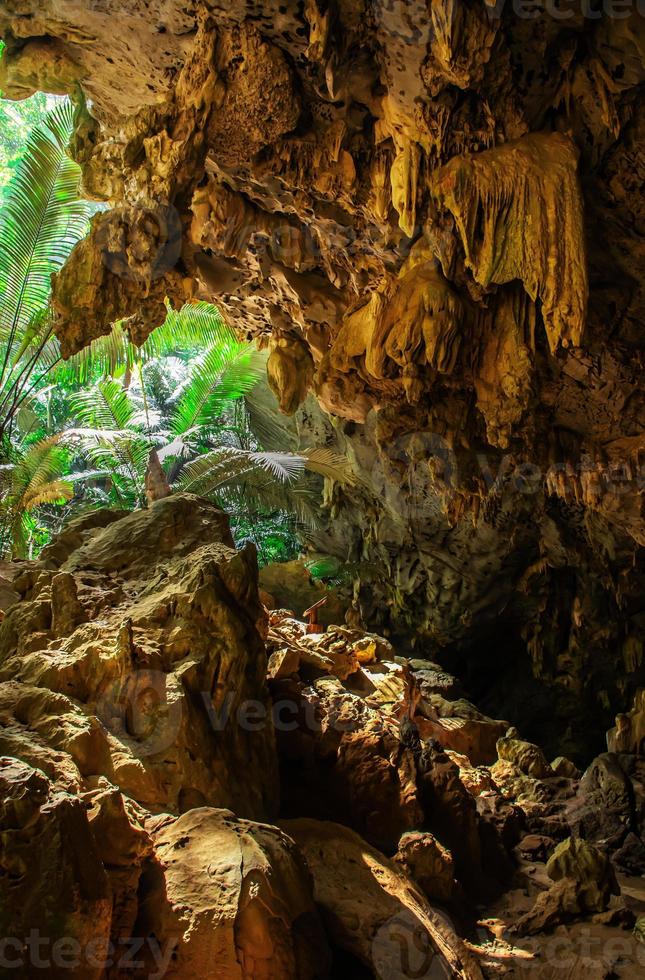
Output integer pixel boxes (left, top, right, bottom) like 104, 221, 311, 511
0, 432, 73, 557
70, 380, 151, 509
0, 98, 92, 440
0, 92, 55, 199
233, 510, 301, 566
167, 309, 265, 439
54, 301, 236, 386
62, 307, 353, 549
304, 553, 379, 587
0, 87, 348, 564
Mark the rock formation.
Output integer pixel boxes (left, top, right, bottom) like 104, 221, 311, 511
0, 0, 644, 975
2, 504, 645, 975
1, 0, 640, 756
0, 498, 495, 977
0, 495, 278, 819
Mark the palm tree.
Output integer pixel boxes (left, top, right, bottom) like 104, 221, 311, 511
0, 433, 74, 557
67, 309, 354, 538
0, 98, 92, 441
0, 98, 350, 561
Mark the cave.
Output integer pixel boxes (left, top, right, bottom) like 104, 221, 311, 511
0, 0, 644, 977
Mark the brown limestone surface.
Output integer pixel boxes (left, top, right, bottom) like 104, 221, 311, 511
282, 818, 484, 980
138, 807, 332, 979
0, 0, 643, 755
0, 493, 278, 820
3, 510, 645, 975
274, 633, 645, 974
0, 755, 332, 978
0, 507, 520, 978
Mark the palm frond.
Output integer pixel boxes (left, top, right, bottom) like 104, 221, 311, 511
299, 447, 358, 486
244, 352, 301, 452
170, 336, 265, 436
219, 481, 321, 527
55, 321, 133, 384
23, 479, 73, 511
177, 446, 264, 494
0, 98, 91, 372
142, 301, 229, 359
249, 451, 306, 482
55, 302, 233, 385
68, 382, 151, 505
0, 433, 75, 558
70, 379, 138, 430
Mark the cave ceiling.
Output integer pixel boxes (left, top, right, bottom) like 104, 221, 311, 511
0, 0, 644, 742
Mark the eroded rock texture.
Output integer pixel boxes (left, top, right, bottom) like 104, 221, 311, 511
0, 495, 277, 820
0, 0, 643, 754
0, 503, 497, 977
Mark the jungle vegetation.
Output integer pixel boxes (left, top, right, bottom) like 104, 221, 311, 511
0, 94, 349, 562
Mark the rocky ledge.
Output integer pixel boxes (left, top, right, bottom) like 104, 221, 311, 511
1, 496, 645, 977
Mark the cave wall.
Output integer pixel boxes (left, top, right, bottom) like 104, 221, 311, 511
0, 0, 643, 755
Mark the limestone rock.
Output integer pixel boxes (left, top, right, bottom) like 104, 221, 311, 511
272, 672, 425, 852
635, 916, 645, 946
612, 831, 645, 875
430, 132, 588, 354
0, 2, 644, 964
267, 334, 315, 416
0, 757, 112, 979
551, 756, 581, 780
394, 830, 459, 906
83, 778, 153, 944
282, 818, 483, 980
496, 735, 554, 780
0, 561, 20, 613
417, 696, 508, 766
51, 207, 189, 356
258, 559, 347, 626
142, 808, 330, 979
575, 753, 634, 846
267, 647, 300, 681
549, 834, 619, 902
608, 689, 645, 755
0, 0, 642, 755
0, 494, 278, 820
144, 448, 172, 504
515, 837, 620, 936
515, 834, 555, 864
270, 634, 513, 896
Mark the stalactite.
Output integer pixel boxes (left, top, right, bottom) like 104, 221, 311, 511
430, 132, 588, 354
